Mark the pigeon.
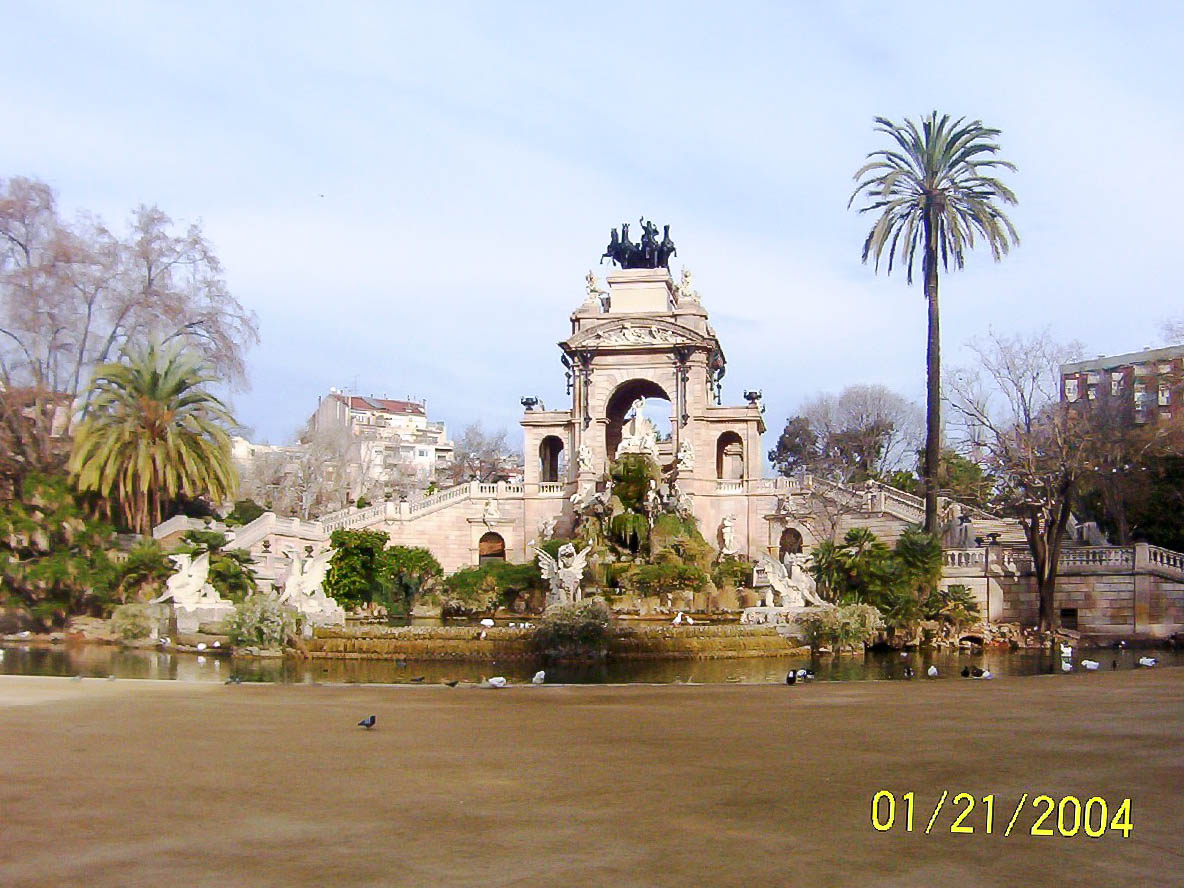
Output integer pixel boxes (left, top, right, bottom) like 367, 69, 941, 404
981, 669, 994, 679
672, 612, 684, 625
410, 676, 425, 683
358, 715, 376, 729
685, 615, 695, 625
786, 671, 796, 685
107, 674, 116, 681
902, 666, 915, 679
1138, 657, 1157, 668
487, 676, 508, 688
1111, 660, 1118, 670
1061, 660, 1073, 672
71, 674, 83, 681
961, 666, 971, 678
444, 680, 459, 687
1081, 659, 1100, 671
196, 642, 207, 651
532, 670, 546, 685
480, 618, 495, 628
157, 636, 170, 646
927, 666, 938, 678
971, 666, 985, 678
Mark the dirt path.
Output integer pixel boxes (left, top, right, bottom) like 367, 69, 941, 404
1, 671, 1180, 887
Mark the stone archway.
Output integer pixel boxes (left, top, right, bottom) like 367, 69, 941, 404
605, 379, 672, 461
478, 532, 506, 564
779, 527, 803, 561
539, 435, 565, 483
716, 431, 744, 480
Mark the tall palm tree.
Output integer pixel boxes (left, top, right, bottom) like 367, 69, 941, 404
69, 342, 238, 534
850, 111, 1019, 533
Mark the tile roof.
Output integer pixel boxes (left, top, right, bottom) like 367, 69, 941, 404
331, 393, 426, 416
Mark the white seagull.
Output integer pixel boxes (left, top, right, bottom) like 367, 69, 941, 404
1081, 660, 1100, 671
1138, 657, 1158, 668
480, 618, 495, 628
196, 642, 208, 652
672, 612, 684, 625
487, 676, 508, 688
927, 666, 938, 678
532, 670, 546, 685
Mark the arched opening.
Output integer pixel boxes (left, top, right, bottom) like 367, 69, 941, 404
538, 435, 565, 482
779, 527, 803, 561
478, 532, 505, 565
605, 379, 673, 462
716, 431, 744, 480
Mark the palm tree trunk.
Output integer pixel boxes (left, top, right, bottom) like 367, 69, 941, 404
922, 210, 941, 535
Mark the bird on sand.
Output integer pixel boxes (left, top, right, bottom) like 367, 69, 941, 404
961, 666, 971, 678
107, 674, 116, 681
358, 715, 376, 729
927, 666, 938, 678
971, 666, 985, 678
786, 671, 796, 685
486, 676, 508, 688
444, 680, 459, 687
981, 669, 994, 679
1081, 659, 1100, 671
1138, 656, 1157, 668
532, 670, 546, 684
410, 676, 425, 683
71, 674, 83, 681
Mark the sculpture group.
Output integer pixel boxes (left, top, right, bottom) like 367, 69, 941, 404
149, 552, 235, 632
534, 542, 592, 607
601, 219, 677, 269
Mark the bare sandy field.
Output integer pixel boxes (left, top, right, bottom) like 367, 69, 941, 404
0, 670, 1180, 887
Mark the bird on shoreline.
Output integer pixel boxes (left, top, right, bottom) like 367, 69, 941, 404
971, 666, 985, 678
902, 666, 915, 679
410, 676, 425, 683
1081, 659, 1099, 671
927, 666, 938, 678
1138, 657, 1157, 668
444, 680, 459, 687
532, 670, 546, 685
358, 715, 376, 729
786, 671, 796, 685
485, 676, 508, 688
961, 666, 971, 678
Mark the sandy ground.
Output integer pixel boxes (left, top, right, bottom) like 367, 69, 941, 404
0, 671, 1181, 888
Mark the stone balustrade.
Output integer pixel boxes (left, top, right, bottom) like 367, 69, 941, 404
538, 482, 565, 496
715, 479, 744, 494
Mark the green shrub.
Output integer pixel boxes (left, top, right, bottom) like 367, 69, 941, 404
712, 556, 752, 589
111, 602, 157, 640
115, 539, 173, 603
797, 603, 884, 650
223, 498, 266, 526
442, 558, 541, 615
923, 584, 981, 628
532, 598, 613, 658
228, 594, 296, 648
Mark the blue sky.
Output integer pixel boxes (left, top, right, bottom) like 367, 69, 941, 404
5, 1, 1182, 453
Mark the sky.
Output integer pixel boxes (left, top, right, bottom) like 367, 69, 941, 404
4, 1, 1182, 456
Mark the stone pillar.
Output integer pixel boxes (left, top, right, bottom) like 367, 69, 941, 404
1133, 542, 1151, 634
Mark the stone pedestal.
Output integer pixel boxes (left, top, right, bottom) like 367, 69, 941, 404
605, 269, 675, 313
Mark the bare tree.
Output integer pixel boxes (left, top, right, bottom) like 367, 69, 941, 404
947, 329, 1086, 631
0, 177, 259, 416
448, 421, 520, 484
1163, 314, 1184, 346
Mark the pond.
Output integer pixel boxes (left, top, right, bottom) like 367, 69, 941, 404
2, 642, 1180, 685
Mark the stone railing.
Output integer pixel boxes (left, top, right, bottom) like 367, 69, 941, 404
715, 479, 744, 494
1058, 546, 1134, 569
1146, 545, 1184, 579
151, 514, 224, 541
538, 482, 565, 496
944, 549, 986, 569
409, 483, 470, 514
321, 502, 390, 534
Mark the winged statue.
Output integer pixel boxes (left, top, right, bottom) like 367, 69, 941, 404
150, 552, 214, 606
756, 551, 830, 608
534, 542, 591, 607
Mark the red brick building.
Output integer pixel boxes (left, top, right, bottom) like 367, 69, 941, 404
1060, 344, 1184, 423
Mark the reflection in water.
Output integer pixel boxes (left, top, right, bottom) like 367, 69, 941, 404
2, 643, 1181, 685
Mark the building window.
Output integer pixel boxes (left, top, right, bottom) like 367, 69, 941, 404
1159, 362, 1173, 374
1159, 386, 1170, 406
1059, 608, 1078, 630
1086, 372, 1100, 384
1087, 385, 1097, 400
1064, 379, 1079, 402
1111, 372, 1123, 395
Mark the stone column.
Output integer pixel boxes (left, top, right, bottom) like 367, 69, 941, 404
1133, 542, 1151, 634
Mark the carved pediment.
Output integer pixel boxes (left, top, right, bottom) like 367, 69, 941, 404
567, 319, 710, 350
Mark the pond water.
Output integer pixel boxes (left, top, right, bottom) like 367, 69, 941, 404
2, 643, 1180, 685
